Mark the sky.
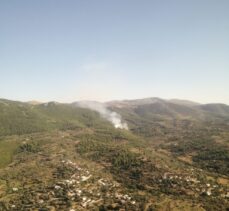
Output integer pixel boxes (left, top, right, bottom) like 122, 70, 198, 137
0, 0, 229, 104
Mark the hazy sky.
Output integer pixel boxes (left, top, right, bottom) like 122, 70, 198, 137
1, 0, 229, 103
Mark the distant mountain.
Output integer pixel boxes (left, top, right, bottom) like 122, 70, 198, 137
108, 97, 200, 108
107, 97, 164, 108
1, 97, 229, 136
107, 97, 229, 120
108, 98, 201, 120
198, 103, 229, 117
168, 99, 200, 106
133, 101, 201, 119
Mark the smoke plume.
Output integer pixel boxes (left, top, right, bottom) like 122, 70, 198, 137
76, 101, 128, 129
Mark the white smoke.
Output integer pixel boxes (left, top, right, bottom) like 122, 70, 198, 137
75, 101, 128, 130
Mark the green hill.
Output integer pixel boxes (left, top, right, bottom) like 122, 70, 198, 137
0, 99, 113, 136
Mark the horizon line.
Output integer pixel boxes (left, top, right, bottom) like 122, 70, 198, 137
1, 96, 229, 106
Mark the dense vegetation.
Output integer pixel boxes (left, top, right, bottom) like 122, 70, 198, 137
0, 100, 111, 136
167, 137, 229, 176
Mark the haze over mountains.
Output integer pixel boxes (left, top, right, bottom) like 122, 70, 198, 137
108, 97, 229, 120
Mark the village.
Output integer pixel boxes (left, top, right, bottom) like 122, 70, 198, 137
6, 155, 228, 211
7, 158, 139, 211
